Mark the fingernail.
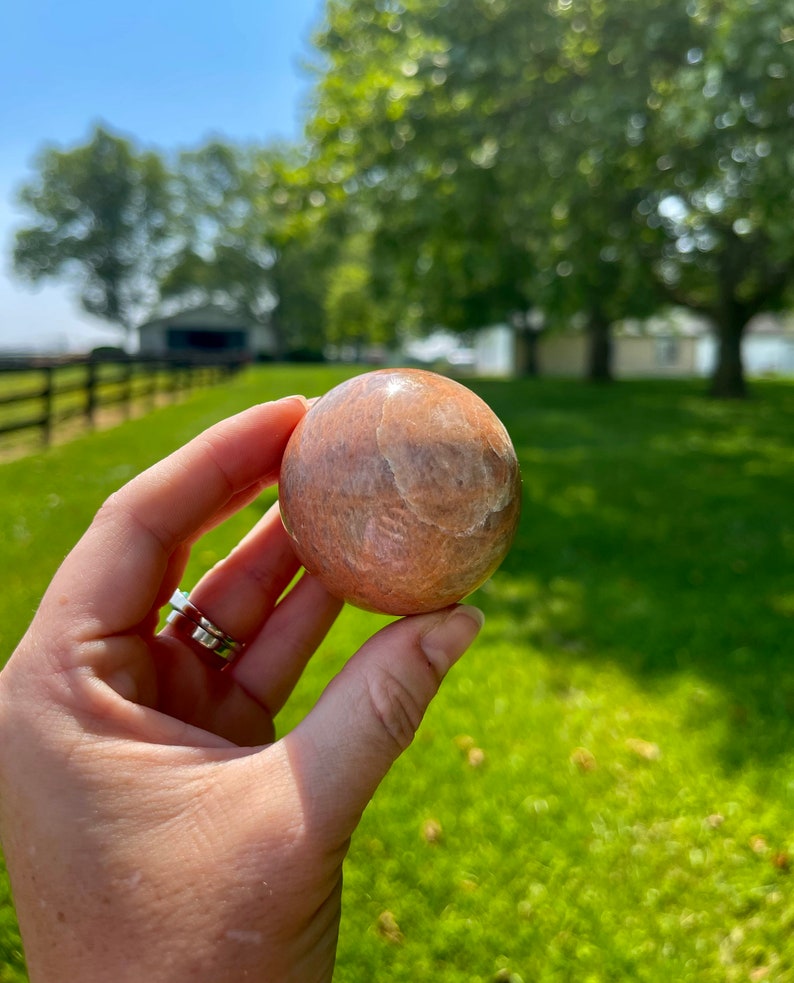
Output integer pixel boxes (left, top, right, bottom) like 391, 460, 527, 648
279, 394, 309, 408
420, 605, 485, 673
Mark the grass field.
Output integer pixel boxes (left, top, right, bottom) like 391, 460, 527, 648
1, 366, 793, 982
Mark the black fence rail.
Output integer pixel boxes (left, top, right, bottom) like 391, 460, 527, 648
0, 352, 245, 451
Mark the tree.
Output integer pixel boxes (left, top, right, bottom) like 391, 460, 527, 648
309, 0, 794, 394
163, 141, 341, 357
308, 0, 682, 379
638, 0, 794, 397
13, 125, 172, 334
323, 227, 397, 356
160, 141, 280, 342
260, 152, 347, 357
308, 0, 541, 356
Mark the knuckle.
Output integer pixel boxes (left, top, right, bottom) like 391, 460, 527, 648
364, 669, 425, 754
95, 486, 125, 520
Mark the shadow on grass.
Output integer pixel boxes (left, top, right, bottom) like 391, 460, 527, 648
469, 376, 794, 772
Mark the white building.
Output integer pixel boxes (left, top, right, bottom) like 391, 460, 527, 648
537, 312, 794, 379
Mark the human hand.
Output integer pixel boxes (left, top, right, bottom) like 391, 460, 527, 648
0, 396, 483, 983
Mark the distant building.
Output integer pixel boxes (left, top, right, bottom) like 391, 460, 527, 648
137, 305, 276, 360
474, 325, 515, 377
534, 312, 794, 379
538, 332, 701, 378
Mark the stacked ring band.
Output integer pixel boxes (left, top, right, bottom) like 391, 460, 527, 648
166, 589, 244, 664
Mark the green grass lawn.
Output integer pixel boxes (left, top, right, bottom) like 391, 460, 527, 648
1, 367, 793, 982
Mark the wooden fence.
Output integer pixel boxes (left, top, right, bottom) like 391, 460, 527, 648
0, 353, 245, 451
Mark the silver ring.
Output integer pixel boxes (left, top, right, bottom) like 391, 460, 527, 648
166, 589, 244, 664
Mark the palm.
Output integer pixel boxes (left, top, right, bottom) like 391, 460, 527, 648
0, 399, 482, 983
147, 635, 278, 746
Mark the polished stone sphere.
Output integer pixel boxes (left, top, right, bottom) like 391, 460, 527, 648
278, 368, 522, 615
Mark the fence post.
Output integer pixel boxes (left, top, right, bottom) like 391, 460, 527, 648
86, 357, 98, 428
167, 359, 179, 398
122, 358, 133, 419
41, 364, 54, 446
145, 359, 157, 411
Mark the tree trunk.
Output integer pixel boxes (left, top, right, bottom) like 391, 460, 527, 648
586, 311, 613, 382
709, 308, 748, 399
514, 327, 542, 377
525, 329, 543, 377
707, 239, 754, 398
267, 310, 288, 361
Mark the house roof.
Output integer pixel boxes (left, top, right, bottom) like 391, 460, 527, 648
138, 304, 255, 333
618, 309, 794, 338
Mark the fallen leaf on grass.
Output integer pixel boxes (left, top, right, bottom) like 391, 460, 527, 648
376, 911, 403, 944
570, 746, 597, 772
493, 969, 523, 983
421, 818, 443, 844
625, 738, 661, 761
453, 734, 486, 766
467, 746, 486, 768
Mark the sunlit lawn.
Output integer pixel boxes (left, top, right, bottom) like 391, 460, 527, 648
1, 366, 793, 982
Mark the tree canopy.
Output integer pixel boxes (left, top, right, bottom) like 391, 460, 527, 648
14, 126, 172, 333
13, 129, 343, 355
10, 1, 794, 395
307, 0, 794, 394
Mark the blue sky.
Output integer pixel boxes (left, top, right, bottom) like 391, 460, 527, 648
0, 0, 325, 351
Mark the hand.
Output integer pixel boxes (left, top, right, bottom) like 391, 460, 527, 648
0, 396, 483, 983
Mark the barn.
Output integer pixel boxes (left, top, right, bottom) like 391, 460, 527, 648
137, 305, 276, 360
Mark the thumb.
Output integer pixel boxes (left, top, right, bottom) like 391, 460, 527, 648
283, 605, 484, 844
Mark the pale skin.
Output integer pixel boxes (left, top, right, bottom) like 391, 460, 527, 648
0, 395, 483, 983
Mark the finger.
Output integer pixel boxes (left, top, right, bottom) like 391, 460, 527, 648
162, 503, 342, 720
44, 396, 307, 641
162, 499, 342, 717
150, 484, 289, 625
163, 501, 302, 650
231, 573, 343, 715
281, 605, 484, 844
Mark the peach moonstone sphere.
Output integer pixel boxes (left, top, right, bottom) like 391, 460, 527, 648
278, 368, 521, 615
